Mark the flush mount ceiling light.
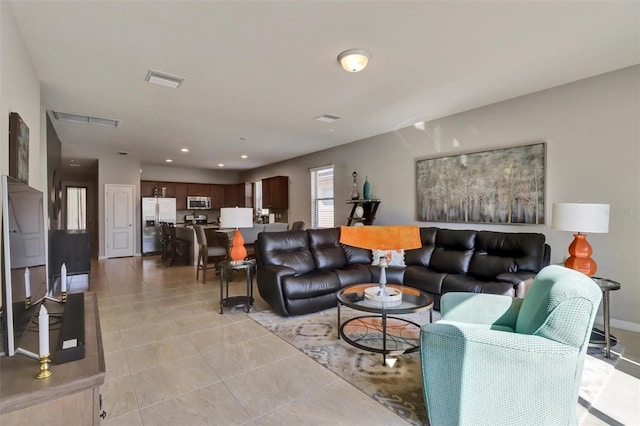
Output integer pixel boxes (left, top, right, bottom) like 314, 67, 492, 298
241, 155, 248, 159
180, 148, 189, 152
165, 159, 173, 163
145, 69, 185, 88
52, 110, 119, 127
337, 49, 371, 72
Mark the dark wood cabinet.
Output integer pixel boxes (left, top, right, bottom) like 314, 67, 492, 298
187, 183, 210, 196
175, 183, 188, 210
210, 184, 225, 208
224, 183, 246, 207
140, 181, 158, 197
262, 176, 289, 209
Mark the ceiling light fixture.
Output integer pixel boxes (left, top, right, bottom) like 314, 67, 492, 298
180, 148, 189, 152
337, 49, 371, 72
316, 114, 342, 123
165, 159, 173, 163
218, 163, 224, 167
145, 69, 185, 88
241, 155, 248, 159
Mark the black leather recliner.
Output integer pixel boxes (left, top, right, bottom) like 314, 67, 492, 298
256, 227, 550, 317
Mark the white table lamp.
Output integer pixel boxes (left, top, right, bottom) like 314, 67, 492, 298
551, 202, 610, 276
220, 207, 253, 263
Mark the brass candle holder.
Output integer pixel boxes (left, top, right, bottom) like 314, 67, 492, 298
36, 353, 53, 379
25, 296, 31, 309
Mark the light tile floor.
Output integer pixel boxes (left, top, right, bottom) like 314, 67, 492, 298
92, 257, 638, 425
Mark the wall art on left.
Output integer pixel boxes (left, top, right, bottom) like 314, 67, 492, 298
9, 112, 29, 184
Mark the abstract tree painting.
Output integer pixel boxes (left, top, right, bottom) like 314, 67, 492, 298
417, 143, 545, 224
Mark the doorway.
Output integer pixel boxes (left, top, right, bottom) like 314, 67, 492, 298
105, 184, 135, 258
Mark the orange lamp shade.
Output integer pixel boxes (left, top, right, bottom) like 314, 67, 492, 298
229, 229, 247, 263
564, 233, 597, 276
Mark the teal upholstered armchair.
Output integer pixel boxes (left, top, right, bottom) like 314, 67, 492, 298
420, 265, 602, 426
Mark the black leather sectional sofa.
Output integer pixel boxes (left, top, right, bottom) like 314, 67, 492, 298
256, 227, 550, 317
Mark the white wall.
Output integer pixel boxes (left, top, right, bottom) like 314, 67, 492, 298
140, 164, 240, 184
243, 66, 640, 330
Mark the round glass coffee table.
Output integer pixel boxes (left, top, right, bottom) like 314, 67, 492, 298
337, 283, 434, 366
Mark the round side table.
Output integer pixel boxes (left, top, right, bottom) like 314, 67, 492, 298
218, 259, 256, 313
589, 276, 621, 358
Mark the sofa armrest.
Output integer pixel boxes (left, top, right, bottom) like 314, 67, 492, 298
420, 323, 581, 425
440, 292, 523, 329
496, 272, 536, 298
256, 264, 296, 316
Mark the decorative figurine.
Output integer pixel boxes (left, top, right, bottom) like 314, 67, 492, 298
351, 171, 360, 200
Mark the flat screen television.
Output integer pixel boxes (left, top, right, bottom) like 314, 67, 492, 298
1, 175, 49, 357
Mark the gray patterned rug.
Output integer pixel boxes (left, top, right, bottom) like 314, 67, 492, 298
249, 307, 621, 425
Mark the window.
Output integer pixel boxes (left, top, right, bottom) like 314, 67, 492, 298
311, 165, 334, 228
66, 186, 87, 230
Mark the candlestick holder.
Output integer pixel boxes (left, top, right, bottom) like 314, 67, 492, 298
61, 291, 67, 303
25, 296, 31, 309
36, 353, 52, 379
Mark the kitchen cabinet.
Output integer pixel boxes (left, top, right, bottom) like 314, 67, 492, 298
210, 184, 225, 208
224, 183, 246, 207
262, 176, 289, 209
141, 181, 158, 197
187, 183, 211, 196
175, 183, 188, 210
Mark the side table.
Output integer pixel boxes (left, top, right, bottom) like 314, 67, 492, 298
218, 259, 256, 314
589, 276, 621, 358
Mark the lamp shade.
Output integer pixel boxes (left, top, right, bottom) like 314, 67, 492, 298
220, 207, 253, 229
551, 203, 610, 233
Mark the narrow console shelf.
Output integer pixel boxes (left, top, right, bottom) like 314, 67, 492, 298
346, 199, 381, 226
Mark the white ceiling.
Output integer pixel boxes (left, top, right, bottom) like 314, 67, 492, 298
8, 1, 639, 172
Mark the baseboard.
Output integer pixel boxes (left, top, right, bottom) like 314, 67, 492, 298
596, 315, 640, 333
98, 256, 107, 260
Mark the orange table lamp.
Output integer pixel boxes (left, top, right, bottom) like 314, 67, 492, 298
551, 203, 610, 276
220, 207, 253, 263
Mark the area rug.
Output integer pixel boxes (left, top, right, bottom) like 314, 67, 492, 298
249, 307, 621, 425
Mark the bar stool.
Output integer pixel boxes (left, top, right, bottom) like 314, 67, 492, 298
166, 224, 190, 266
194, 225, 228, 283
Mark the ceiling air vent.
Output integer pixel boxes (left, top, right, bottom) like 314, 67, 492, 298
316, 114, 342, 123
52, 110, 119, 128
145, 69, 184, 88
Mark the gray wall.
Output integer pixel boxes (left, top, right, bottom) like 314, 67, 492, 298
242, 66, 640, 330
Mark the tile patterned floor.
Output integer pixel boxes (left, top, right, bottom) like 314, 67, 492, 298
92, 256, 639, 425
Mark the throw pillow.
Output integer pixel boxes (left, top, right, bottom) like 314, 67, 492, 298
371, 249, 405, 267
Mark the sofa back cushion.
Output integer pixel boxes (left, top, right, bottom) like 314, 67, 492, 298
429, 229, 475, 274
257, 230, 315, 276
308, 228, 347, 270
469, 231, 546, 279
342, 244, 372, 265
405, 227, 438, 267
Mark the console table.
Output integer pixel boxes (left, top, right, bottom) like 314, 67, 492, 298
589, 277, 620, 358
0, 293, 105, 424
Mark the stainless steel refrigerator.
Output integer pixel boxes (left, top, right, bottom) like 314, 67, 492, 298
141, 197, 177, 255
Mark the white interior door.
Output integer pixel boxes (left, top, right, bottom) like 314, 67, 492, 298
105, 184, 135, 258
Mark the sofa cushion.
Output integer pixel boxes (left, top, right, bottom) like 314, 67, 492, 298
443, 274, 516, 296
282, 270, 341, 300
469, 231, 546, 279
258, 230, 315, 276
405, 246, 434, 267
308, 228, 347, 270
335, 264, 372, 287
404, 266, 447, 295
342, 244, 372, 265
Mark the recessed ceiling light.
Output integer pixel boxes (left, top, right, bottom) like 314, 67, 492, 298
52, 110, 119, 127
241, 155, 248, 159
118, 151, 128, 156
316, 114, 341, 123
165, 159, 173, 163
240, 137, 247, 141
180, 148, 189, 152
218, 163, 224, 167
145, 69, 185, 89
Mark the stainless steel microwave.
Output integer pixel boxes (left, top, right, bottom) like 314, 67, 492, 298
187, 196, 211, 210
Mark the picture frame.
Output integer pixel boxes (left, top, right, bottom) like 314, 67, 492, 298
416, 142, 545, 224
9, 112, 29, 184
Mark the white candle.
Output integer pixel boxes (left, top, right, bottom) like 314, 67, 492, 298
61, 263, 67, 293
24, 267, 31, 298
38, 305, 49, 356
